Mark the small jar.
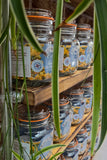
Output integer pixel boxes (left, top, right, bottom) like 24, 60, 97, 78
76, 128, 88, 155
65, 89, 85, 125
12, 9, 54, 87
77, 24, 92, 69
82, 83, 93, 114
44, 98, 72, 142
85, 119, 92, 143
63, 138, 79, 160
14, 104, 53, 160
59, 24, 80, 76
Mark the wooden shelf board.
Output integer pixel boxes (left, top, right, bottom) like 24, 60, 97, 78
23, 67, 93, 106
51, 111, 93, 159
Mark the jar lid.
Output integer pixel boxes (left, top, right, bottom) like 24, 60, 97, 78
77, 23, 91, 31
81, 82, 93, 88
61, 23, 77, 28
85, 119, 92, 125
26, 8, 52, 17
78, 128, 87, 134
27, 15, 54, 21
16, 104, 50, 122
66, 89, 84, 96
67, 138, 78, 148
44, 98, 69, 107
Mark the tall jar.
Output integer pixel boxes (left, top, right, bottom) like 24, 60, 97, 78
63, 138, 79, 160
77, 24, 92, 70
43, 98, 73, 142
12, 9, 54, 87
64, 89, 85, 125
81, 82, 93, 114
85, 119, 92, 143
59, 24, 80, 76
14, 104, 53, 160
76, 128, 88, 155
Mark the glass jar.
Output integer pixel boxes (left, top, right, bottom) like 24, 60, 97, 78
76, 128, 88, 155
77, 24, 92, 69
14, 104, 53, 160
81, 82, 93, 114
44, 98, 72, 142
63, 138, 79, 160
12, 9, 54, 87
85, 119, 92, 143
59, 24, 80, 76
64, 89, 85, 125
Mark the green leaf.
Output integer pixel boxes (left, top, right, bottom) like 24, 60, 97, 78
12, 150, 24, 160
33, 144, 65, 159
9, 0, 43, 53
52, 0, 63, 138
65, 0, 71, 3
64, 0, 93, 23
0, 20, 9, 45
10, 9, 17, 50
91, 10, 101, 155
95, 0, 107, 150
50, 152, 64, 160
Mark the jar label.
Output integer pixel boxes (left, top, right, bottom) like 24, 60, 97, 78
59, 45, 78, 74
14, 139, 30, 160
12, 46, 31, 77
79, 138, 87, 154
38, 129, 53, 159
14, 129, 53, 160
64, 57, 70, 66
32, 59, 43, 73
61, 114, 71, 136
79, 45, 92, 68
85, 95, 93, 109
72, 106, 83, 120
69, 45, 79, 67
40, 44, 53, 74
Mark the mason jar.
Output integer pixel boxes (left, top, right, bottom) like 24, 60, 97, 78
77, 24, 92, 69
14, 104, 53, 160
85, 119, 92, 143
63, 138, 79, 160
81, 82, 93, 114
12, 9, 54, 87
76, 128, 88, 155
64, 89, 85, 125
44, 98, 73, 142
59, 24, 80, 76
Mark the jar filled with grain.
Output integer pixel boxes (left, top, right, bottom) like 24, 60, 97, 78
77, 24, 92, 70
59, 24, 80, 76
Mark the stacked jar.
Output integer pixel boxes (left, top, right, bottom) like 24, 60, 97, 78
12, 9, 54, 87
14, 104, 53, 160
63, 138, 80, 160
59, 24, 80, 76
76, 128, 88, 155
77, 24, 92, 70
85, 119, 92, 143
44, 98, 73, 142
81, 82, 93, 114
64, 89, 85, 125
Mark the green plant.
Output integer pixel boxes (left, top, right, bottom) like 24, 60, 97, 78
0, 0, 107, 159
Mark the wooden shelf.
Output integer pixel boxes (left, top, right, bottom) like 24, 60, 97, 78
51, 111, 93, 159
23, 67, 93, 106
